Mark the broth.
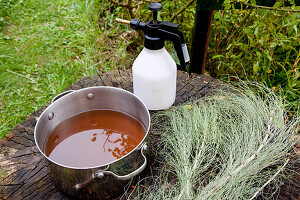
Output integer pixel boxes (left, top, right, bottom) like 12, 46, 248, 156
44, 110, 146, 168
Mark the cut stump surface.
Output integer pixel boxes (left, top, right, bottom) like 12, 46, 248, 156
0, 70, 297, 200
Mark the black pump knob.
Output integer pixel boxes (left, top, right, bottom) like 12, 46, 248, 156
148, 2, 162, 21
148, 2, 162, 11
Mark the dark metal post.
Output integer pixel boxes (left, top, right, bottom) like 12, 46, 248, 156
189, 0, 224, 74
189, 10, 213, 74
188, 0, 297, 74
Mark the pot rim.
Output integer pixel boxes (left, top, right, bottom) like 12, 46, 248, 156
34, 86, 151, 170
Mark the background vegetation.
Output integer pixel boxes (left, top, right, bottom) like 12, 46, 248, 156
209, 8, 299, 114
0, 0, 299, 138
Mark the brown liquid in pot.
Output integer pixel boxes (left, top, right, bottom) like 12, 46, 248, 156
45, 110, 146, 168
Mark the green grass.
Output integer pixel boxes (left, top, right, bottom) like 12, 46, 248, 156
0, 0, 139, 139
0, 0, 105, 138
1, 0, 299, 139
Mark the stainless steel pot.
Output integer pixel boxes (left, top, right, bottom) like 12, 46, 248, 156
34, 86, 150, 199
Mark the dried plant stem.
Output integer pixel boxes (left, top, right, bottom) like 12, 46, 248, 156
169, 0, 196, 22
203, 110, 274, 198
249, 158, 290, 200
63, 16, 79, 19
110, 0, 161, 19
176, 178, 190, 200
177, 190, 184, 200
223, 9, 253, 47
177, 133, 207, 200
192, 131, 207, 171
244, 3, 300, 12
110, 0, 134, 18
140, 0, 161, 2
177, 117, 207, 200
6, 69, 38, 84
292, 49, 300, 70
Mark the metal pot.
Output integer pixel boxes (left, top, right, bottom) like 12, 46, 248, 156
34, 86, 150, 199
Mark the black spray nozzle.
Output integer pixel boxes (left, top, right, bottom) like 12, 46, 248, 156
130, 19, 146, 31
130, 2, 190, 71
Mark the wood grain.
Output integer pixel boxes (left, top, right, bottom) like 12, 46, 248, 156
0, 70, 297, 200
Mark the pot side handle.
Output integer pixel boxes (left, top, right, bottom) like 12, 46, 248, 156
99, 143, 147, 181
51, 90, 75, 104
73, 143, 147, 190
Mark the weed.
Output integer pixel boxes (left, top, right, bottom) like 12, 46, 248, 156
208, 8, 299, 112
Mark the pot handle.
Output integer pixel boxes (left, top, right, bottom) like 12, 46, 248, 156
99, 143, 147, 181
51, 90, 75, 104
73, 143, 147, 190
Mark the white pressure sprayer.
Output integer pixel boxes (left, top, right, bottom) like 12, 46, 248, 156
118, 2, 190, 110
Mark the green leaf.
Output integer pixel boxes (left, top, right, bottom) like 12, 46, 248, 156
293, 25, 297, 35
254, 27, 258, 36
253, 61, 260, 73
250, 0, 256, 5
273, 2, 283, 8
226, 43, 232, 50
267, 54, 273, 61
224, 2, 231, 9
256, 51, 261, 58
214, 11, 221, 19
212, 55, 224, 59
270, 43, 277, 48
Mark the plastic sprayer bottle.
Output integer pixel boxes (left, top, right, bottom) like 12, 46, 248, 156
130, 2, 190, 110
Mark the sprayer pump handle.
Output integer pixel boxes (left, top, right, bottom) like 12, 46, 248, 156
148, 2, 162, 21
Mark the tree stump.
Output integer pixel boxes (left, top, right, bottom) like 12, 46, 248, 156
0, 70, 298, 200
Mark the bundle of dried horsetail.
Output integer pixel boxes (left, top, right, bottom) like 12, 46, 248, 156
126, 82, 299, 200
